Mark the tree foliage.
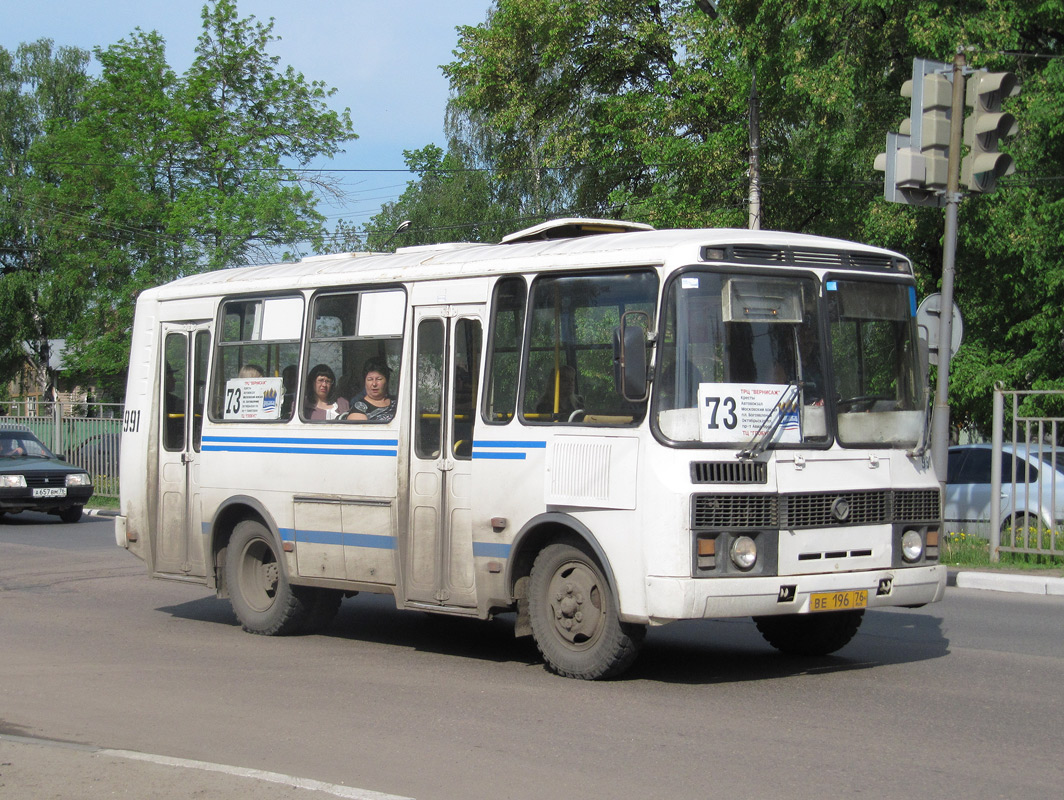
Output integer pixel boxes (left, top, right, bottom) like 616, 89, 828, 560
0, 0, 356, 397
438, 0, 1064, 436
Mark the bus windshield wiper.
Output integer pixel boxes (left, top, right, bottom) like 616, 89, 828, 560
738, 382, 800, 460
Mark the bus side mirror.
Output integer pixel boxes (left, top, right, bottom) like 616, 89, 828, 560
614, 311, 649, 402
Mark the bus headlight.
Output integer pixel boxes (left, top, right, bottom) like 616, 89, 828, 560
730, 536, 758, 570
901, 529, 924, 562
1, 474, 27, 488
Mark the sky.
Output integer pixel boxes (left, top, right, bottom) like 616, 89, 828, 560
0, 0, 494, 234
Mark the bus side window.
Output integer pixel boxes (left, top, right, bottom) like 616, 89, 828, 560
210, 296, 303, 423
304, 289, 405, 424
520, 270, 657, 425
483, 277, 526, 425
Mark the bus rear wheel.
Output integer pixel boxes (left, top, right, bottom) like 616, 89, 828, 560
528, 542, 645, 680
754, 609, 864, 656
226, 519, 311, 636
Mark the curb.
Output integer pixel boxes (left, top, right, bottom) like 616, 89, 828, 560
85, 508, 120, 518
949, 569, 1064, 597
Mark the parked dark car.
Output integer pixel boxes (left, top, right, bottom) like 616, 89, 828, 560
0, 428, 94, 523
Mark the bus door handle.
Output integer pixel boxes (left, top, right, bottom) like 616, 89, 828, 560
436, 458, 454, 472
181, 452, 193, 464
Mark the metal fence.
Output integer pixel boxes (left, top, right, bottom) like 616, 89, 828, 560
989, 387, 1064, 562
0, 401, 123, 498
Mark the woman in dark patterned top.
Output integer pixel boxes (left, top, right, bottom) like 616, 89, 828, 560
346, 358, 396, 423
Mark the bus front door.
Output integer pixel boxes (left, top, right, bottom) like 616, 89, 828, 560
154, 324, 211, 578
406, 307, 483, 609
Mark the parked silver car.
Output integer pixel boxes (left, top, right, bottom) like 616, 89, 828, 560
945, 443, 1064, 536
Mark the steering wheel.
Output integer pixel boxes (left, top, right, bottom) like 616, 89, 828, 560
836, 395, 889, 413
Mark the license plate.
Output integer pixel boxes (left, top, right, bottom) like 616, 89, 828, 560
809, 589, 868, 612
32, 487, 67, 498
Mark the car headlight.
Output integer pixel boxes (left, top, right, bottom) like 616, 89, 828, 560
1, 474, 27, 488
901, 529, 924, 562
66, 473, 92, 487
730, 535, 758, 570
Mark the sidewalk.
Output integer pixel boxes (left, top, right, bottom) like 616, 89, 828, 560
948, 568, 1064, 597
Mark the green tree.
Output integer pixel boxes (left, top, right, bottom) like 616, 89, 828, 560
15, 0, 357, 394
364, 143, 506, 249
442, 0, 1064, 437
0, 39, 91, 395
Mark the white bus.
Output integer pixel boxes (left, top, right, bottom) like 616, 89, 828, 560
117, 218, 945, 679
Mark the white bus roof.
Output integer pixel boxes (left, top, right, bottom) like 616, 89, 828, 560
143, 220, 911, 302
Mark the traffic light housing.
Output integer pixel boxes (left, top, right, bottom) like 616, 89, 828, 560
961, 70, 1020, 192
874, 59, 950, 206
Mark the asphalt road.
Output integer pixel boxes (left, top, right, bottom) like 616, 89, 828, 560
2, 512, 1063, 799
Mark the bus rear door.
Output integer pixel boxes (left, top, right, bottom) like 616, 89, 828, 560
155, 324, 211, 578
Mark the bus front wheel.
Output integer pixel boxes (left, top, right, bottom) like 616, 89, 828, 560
528, 542, 645, 680
226, 519, 311, 636
754, 609, 864, 656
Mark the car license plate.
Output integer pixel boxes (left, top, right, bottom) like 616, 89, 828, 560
32, 487, 67, 498
809, 589, 867, 612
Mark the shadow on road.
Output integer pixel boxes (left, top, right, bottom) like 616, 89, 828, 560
157, 591, 949, 684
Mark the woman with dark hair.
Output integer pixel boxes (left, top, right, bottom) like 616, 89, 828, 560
305, 363, 349, 421
346, 357, 397, 423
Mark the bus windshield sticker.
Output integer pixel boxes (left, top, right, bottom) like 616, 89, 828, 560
697, 383, 801, 444
223, 377, 284, 420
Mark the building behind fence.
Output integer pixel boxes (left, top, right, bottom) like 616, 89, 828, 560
0, 400, 123, 499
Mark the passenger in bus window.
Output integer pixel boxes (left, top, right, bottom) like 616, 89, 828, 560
238, 364, 264, 378
345, 358, 396, 423
305, 364, 349, 421
536, 365, 583, 419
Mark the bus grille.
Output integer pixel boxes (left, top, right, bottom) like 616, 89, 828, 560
692, 489, 941, 531
691, 461, 767, 484
893, 488, 941, 522
692, 494, 778, 529
782, 491, 889, 528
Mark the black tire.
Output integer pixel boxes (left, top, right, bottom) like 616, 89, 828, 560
58, 505, 83, 523
528, 541, 645, 680
226, 519, 311, 635
754, 609, 864, 656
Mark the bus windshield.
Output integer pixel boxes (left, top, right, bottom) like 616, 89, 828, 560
655, 271, 925, 448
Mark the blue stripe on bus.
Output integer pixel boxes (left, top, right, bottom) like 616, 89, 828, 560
203, 435, 399, 447
202, 444, 397, 457
471, 439, 546, 460
472, 541, 512, 558
472, 440, 546, 448
290, 528, 397, 550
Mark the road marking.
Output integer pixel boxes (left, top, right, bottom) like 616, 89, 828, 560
0, 733, 414, 800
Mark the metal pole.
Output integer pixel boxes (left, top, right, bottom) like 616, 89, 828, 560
989, 384, 1003, 562
930, 50, 967, 485
748, 66, 761, 230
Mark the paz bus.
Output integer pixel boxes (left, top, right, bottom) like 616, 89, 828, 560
116, 218, 946, 679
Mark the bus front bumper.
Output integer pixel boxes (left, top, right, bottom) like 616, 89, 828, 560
643, 564, 946, 625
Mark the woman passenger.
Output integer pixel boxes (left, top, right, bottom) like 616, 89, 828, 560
304, 364, 349, 420
346, 358, 396, 423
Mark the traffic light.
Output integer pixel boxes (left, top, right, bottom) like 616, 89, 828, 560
961, 70, 1020, 193
874, 58, 950, 206
915, 73, 953, 189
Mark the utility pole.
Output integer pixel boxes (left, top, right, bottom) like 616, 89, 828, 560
747, 66, 761, 230
930, 51, 967, 483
